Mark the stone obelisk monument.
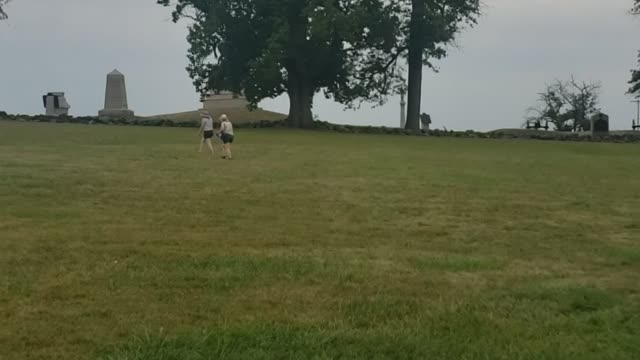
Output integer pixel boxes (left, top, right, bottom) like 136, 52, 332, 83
99, 69, 134, 119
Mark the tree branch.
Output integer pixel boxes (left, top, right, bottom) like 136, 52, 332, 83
0, 0, 11, 20
353, 46, 408, 86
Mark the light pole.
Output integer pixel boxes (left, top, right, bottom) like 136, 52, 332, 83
400, 88, 407, 129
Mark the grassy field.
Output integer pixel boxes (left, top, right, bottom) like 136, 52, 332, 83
1, 120, 639, 360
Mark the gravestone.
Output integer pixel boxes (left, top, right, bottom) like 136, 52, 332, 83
590, 112, 609, 137
98, 69, 134, 119
42, 92, 70, 116
420, 113, 432, 130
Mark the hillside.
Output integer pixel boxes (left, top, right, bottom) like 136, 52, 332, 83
146, 108, 287, 124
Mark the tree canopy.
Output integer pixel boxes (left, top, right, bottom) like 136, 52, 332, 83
403, 0, 481, 130
159, 0, 481, 129
630, 52, 640, 97
158, 0, 405, 128
0, 0, 11, 20
630, 1, 640, 97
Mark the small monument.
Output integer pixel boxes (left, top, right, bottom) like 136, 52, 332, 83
590, 112, 609, 137
420, 113, 432, 130
99, 69, 134, 119
42, 92, 70, 116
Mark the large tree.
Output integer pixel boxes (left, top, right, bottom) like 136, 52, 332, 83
0, 0, 11, 20
630, 52, 640, 97
630, 1, 640, 97
403, 0, 480, 130
158, 0, 404, 128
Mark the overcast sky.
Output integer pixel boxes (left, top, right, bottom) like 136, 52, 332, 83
1, 0, 638, 130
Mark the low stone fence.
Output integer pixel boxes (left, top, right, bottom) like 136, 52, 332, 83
1, 112, 639, 143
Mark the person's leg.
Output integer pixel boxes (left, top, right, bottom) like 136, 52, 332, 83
225, 143, 232, 159
220, 134, 228, 158
227, 136, 234, 159
205, 138, 215, 156
199, 137, 205, 152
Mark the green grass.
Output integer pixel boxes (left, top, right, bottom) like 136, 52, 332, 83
1, 120, 639, 360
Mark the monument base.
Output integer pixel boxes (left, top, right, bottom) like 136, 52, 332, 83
99, 109, 135, 120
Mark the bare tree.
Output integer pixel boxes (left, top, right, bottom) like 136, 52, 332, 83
526, 76, 601, 132
556, 76, 601, 132
526, 85, 566, 131
0, 0, 11, 20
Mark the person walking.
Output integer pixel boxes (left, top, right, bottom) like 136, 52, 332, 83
218, 114, 234, 160
198, 111, 215, 157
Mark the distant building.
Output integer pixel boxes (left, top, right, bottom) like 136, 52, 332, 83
42, 92, 70, 117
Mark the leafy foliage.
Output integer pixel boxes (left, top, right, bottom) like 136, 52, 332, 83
407, 0, 481, 70
403, 0, 481, 130
158, 0, 483, 129
0, 0, 11, 20
527, 77, 601, 132
629, 52, 640, 98
158, 0, 405, 128
630, 2, 640, 97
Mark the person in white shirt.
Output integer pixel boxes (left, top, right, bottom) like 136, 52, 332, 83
218, 114, 234, 159
198, 111, 215, 156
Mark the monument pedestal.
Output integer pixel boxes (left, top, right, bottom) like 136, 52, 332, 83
98, 109, 135, 119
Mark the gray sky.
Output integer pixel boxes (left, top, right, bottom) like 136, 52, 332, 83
1, 0, 638, 130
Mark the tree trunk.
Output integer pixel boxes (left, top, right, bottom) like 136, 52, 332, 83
286, 74, 314, 129
405, 0, 425, 131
